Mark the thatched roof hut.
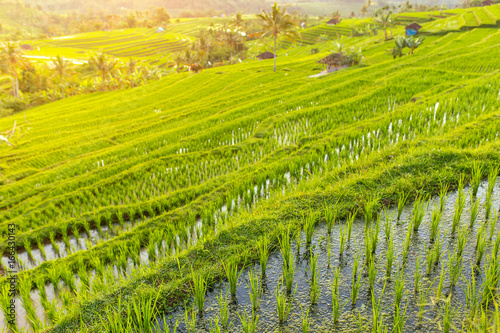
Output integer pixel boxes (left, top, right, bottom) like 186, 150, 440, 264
257, 51, 276, 60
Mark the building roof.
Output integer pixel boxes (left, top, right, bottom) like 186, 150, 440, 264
405, 23, 422, 30
482, 0, 493, 4
327, 18, 340, 24
257, 51, 276, 59
317, 53, 349, 66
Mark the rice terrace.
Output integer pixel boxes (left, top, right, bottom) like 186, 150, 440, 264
2, 0, 500, 332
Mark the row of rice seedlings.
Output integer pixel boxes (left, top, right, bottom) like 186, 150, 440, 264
386, 229, 395, 277
192, 271, 207, 313
0, 285, 18, 333
485, 165, 499, 219
216, 291, 231, 330
20, 276, 44, 331
258, 236, 269, 276
371, 281, 387, 332
383, 208, 395, 240
476, 225, 488, 267
481, 253, 500, 306
325, 202, 338, 235
448, 246, 462, 287
438, 183, 450, 213
304, 212, 316, 246
223, 261, 242, 298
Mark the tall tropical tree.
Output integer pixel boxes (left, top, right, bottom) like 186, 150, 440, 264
89, 51, 117, 91
257, 3, 300, 72
374, 11, 392, 40
52, 55, 72, 84
0, 42, 26, 98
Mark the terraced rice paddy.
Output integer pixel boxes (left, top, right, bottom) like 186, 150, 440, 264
1, 17, 500, 333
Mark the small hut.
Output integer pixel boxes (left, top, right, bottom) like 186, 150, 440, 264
20, 44, 34, 50
482, 0, 494, 6
326, 18, 340, 26
317, 53, 350, 73
156, 27, 164, 33
257, 51, 276, 60
405, 23, 422, 36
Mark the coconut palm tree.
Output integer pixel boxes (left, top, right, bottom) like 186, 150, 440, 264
52, 55, 73, 84
174, 53, 183, 73
375, 11, 392, 40
89, 51, 117, 91
0, 42, 26, 98
257, 3, 300, 72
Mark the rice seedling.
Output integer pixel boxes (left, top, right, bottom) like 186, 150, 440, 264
430, 203, 443, 242
364, 230, 372, 264
412, 195, 428, 232
217, 290, 231, 329
304, 212, 316, 246
438, 183, 450, 213
48, 264, 60, 290
402, 220, 412, 266
426, 245, 435, 276
363, 196, 379, 228
247, 269, 263, 311
191, 272, 207, 313
417, 282, 432, 325
488, 212, 499, 241
432, 232, 444, 266
464, 263, 480, 323
209, 316, 221, 333
368, 257, 377, 290
310, 250, 321, 304
371, 281, 387, 333
485, 190, 493, 220
440, 296, 456, 333
23, 238, 34, 261
279, 227, 292, 267
347, 210, 356, 243
339, 222, 347, 257
476, 226, 487, 267
393, 302, 408, 333
386, 230, 394, 277
383, 207, 394, 240
481, 254, 500, 305
36, 236, 48, 260
351, 254, 362, 305
435, 265, 445, 302
471, 161, 483, 198
452, 181, 466, 234
275, 277, 295, 325
394, 265, 405, 309
488, 164, 499, 196
469, 192, 482, 229
331, 266, 343, 323
371, 214, 381, 254
282, 251, 296, 294
414, 255, 421, 292
325, 202, 338, 234
448, 249, 462, 288
184, 307, 197, 333
300, 305, 310, 333
36, 275, 47, 300
41, 296, 59, 324
258, 236, 269, 276
238, 309, 258, 333
397, 191, 410, 221
327, 235, 332, 266
223, 260, 243, 297
457, 222, 469, 257
295, 228, 302, 253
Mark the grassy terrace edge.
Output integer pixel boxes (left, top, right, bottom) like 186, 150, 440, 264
48, 136, 500, 332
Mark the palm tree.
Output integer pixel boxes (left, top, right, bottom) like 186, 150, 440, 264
0, 42, 26, 98
174, 53, 183, 73
361, 5, 369, 17
387, 14, 396, 39
232, 12, 244, 30
89, 51, 117, 91
374, 11, 392, 40
257, 3, 300, 72
52, 55, 72, 84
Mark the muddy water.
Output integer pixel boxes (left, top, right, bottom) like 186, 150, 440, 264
160, 180, 500, 332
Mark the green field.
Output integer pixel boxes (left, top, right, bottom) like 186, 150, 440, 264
2, 10, 500, 333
